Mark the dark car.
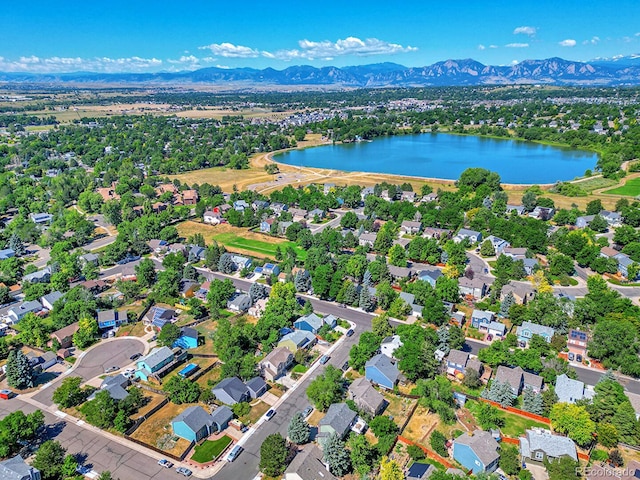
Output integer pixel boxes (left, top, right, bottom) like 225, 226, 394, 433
129, 353, 142, 361
341, 361, 349, 372
346, 329, 354, 337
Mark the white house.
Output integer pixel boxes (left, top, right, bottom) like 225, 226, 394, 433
380, 335, 403, 358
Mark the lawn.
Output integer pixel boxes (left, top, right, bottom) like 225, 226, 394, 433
116, 321, 147, 338
195, 365, 222, 389
191, 436, 232, 463
465, 400, 549, 437
176, 221, 306, 260
603, 177, 640, 197
291, 364, 308, 374
573, 176, 618, 193
241, 400, 271, 425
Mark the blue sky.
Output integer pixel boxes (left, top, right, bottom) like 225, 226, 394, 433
1, 0, 639, 73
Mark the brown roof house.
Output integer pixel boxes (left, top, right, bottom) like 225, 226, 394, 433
259, 347, 294, 382
347, 377, 387, 417
49, 322, 79, 349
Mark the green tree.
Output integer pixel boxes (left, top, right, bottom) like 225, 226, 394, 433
32, 440, 67, 480
499, 445, 521, 476
388, 244, 407, 267
52, 376, 88, 408
80, 390, 118, 429
135, 258, 156, 288
6, 349, 35, 389
164, 376, 202, 404
476, 403, 505, 430
259, 433, 288, 477
597, 423, 619, 448
348, 435, 378, 476
73, 316, 99, 348
430, 430, 449, 457
370, 415, 399, 438
545, 456, 580, 480
207, 278, 235, 311
372, 313, 393, 338
479, 239, 496, 257
0, 409, 45, 458
306, 365, 344, 411
157, 322, 181, 347
287, 412, 310, 444
550, 403, 596, 447
323, 433, 351, 476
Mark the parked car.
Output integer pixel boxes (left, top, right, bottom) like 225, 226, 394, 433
320, 355, 330, 365
568, 352, 575, 361
0, 389, 14, 400
346, 329, 354, 337
129, 353, 142, 361
341, 361, 349, 372
104, 366, 119, 373
576, 354, 583, 363
265, 409, 276, 421
302, 406, 313, 418
176, 467, 192, 477
158, 459, 173, 468
226, 445, 243, 462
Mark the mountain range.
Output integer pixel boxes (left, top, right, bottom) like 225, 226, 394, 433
3, 56, 640, 87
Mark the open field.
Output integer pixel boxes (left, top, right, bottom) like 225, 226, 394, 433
116, 321, 147, 338
195, 365, 221, 389
382, 391, 417, 429
191, 436, 232, 463
135, 391, 166, 418
573, 176, 618, 193
176, 221, 306, 260
402, 406, 440, 445
465, 400, 548, 437
131, 402, 194, 456
603, 177, 640, 197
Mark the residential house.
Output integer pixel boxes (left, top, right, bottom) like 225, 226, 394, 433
358, 232, 377, 248
567, 329, 589, 358
506, 205, 526, 215
471, 310, 495, 331
40, 291, 63, 311
252, 200, 270, 211
79, 279, 108, 294
29, 212, 53, 224
361, 186, 375, 200
248, 298, 268, 318
388, 265, 413, 281
400, 220, 422, 235
529, 206, 555, 221
88, 374, 130, 401
260, 218, 275, 233
7, 301, 43, 324
399, 292, 423, 317
365, 354, 401, 390
212, 377, 250, 405
227, 293, 252, 313
422, 227, 450, 240
169, 243, 187, 256
446, 349, 483, 376
146, 306, 176, 329
459, 277, 489, 300
148, 239, 168, 254
259, 347, 294, 381
452, 430, 500, 474
600, 210, 623, 227
500, 282, 536, 305
271, 202, 288, 215
485, 235, 510, 255
494, 366, 543, 395
503, 247, 527, 260
233, 200, 249, 212
516, 321, 555, 345
97, 309, 126, 330
151, 202, 168, 213
555, 374, 594, 404
231, 255, 252, 270
284, 445, 337, 480
294, 313, 329, 334
451, 312, 465, 326
406, 462, 435, 480
309, 208, 325, 220
520, 428, 577, 465
486, 321, 507, 339
278, 330, 316, 353
616, 252, 638, 279
262, 263, 280, 276
173, 327, 198, 350
422, 192, 438, 203
0, 248, 15, 260
417, 269, 443, 287
245, 377, 268, 399
401, 191, 416, 202
317, 403, 357, 447
135, 347, 175, 381
523, 258, 538, 275
278, 221, 293, 235
454, 228, 482, 244
79, 253, 99, 267
380, 335, 403, 358
188, 244, 206, 262
49, 322, 79, 349
575, 215, 596, 229
23, 267, 52, 283
0, 455, 41, 480
172, 405, 233, 442
155, 183, 178, 195
289, 208, 308, 222
181, 189, 198, 205
348, 377, 386, 417
203, 210, 222, 224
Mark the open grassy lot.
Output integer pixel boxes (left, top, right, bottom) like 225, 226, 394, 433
465, 400, 548, 437
382, 391, 418, 429
573, 176, 618, 193
240, 400, 271, 425
116, 321, 147, 337
176, 220, 306, 260
603, 177, 640, 197
402, 405, 440, 445
134, 391, 166, 418
131, 402, 194, 456
195, 365, 221, 389
191, 435, 232, 463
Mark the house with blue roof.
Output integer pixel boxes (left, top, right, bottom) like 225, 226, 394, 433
471, 309, 495, 331
417, 269, 443, 287
172, 405, 233, 442
453, 430, 500, 474
365, 354, 401, 390
262, 263, 280, 276
0, 248, 15, 261
135, 346, 175, 381
233, 200, 249, 211
146, 306, 176, 329
294, 313, 326, 334
29, 212, 53, 224
516, 321, 555, 346
23, 266, 51, 284
278, 330, 316, 352
173, 327, 199, 350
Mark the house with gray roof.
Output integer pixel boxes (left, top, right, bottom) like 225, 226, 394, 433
212, 377, 250, 405
227, 293, 252, 313
365, 354, 401, 390
555, 374, 594, 404
277, 330, 316, 353
452, 430, 500, 474
520, 428, 577, 465
172, 405, 229, 442
348, 377, 387, 417
89, 374, 130, 401
135, 346, 175, 381
7, 300, 42, 324
417, 268, 443, 287
284, 445, 337, 480
380, 335, 403, 358
471, 309, 494, 330
318, 403, 357, 447
454, 228, 482, 244
495, 366, 543, 395
358, 232, 377, 247
460, 277, 489, 300
501, 281, 536, 305
0, 248, 15, 261
294, 313, 326, 334
0, 455, 40, 480
516, 321, 555, 346
259, 347, 294, 381
40, 291, 63, 311
486, 321, 506, 339
446, 349, 482, 376
400, 220, 422, 235
22, 267, 51, 284
245, 377, 267, 399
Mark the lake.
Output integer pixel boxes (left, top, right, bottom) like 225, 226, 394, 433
275, 133, 598, 184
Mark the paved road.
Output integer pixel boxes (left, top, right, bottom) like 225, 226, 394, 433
32, 338, 145, 407
0, 398, 170, 480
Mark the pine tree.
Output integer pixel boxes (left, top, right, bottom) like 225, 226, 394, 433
218, 253, 236, 274
359, 287, 374, 312
287, 412, 310, 444
362, 270, 372, 287
8, 234, 25, 256
344, 282, 358, 305
323, 433, 351, 476
294, 270, 311, 292
499, 291, 515, 317
484, 380, 515, 407
523, 386, 543, 415
6, 349, 35, 389
437, 325, 451, 355
249, 282, 269, 303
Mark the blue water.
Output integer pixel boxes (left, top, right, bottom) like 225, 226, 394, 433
275, 134, 598, 184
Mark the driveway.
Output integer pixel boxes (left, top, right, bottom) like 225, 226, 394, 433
32, 338, 145, 406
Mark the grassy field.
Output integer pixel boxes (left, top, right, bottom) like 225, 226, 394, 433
176, 221, 306, 260
573, 176, 618, 193
603, 177, 640, 197
134, 391, 166, 418
382, 391, 418, 429
465, 400, 548, 437
402, 405, 440, 445
191, 436, 232, 463
241, 400, 271, 425
131, 402, 194, 456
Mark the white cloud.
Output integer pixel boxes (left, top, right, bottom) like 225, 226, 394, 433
583, 36, 600, 45
198, 42, 260, 58
269, 37, 418, 61
0, 55, 163, 73
636, 32, 640, 37
513, 26, 537, 36
505, 43, 529, 48
559, 39, 577, 47
489, 45, 499, 49
477, 44, 486, 50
